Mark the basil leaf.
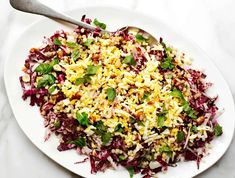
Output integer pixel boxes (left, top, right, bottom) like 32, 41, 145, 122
93, 18, 106, 30
135, 34, 145, 42
84, 39, 93, 47
157, 115, 166, 127
106, 87, 116, 102
54, 38, 62, 46
130, 117, 136, 124
87, 65, 100, 75
73, 137, 86, 147
66, 42, 78, 48
122, 55, 136, 66
176, 131, 185, 142
101, 132, 111, 144
127, 167, 134, 178
114, 123, 123, 132
76, 112, 90, 126
71, 48, 80, 61
37, 74, 56, 88
214, 124, 223, 136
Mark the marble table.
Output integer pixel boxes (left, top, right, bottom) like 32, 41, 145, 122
0, 0, 235, 177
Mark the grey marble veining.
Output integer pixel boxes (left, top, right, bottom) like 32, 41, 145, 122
0, 0, 235, 178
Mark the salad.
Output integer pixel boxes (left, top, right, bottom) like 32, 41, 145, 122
20, 15, 222, 178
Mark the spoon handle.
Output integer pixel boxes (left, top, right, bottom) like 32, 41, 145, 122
10, 0, 96, 30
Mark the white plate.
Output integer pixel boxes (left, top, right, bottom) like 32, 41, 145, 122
4, 5, 235, 178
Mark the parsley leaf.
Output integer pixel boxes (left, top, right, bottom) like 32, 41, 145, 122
35, 57, 59, 74
114, 123, 123, 132
157, 115, 166, 127
122, 55, 136, 66
53, 120, 61, 129
87, 65, 100, 75
135, 34, 146, 42
75, 74, 92, 85
71, 48, 80, 61
191, 126, 198, 133
119, 155, 126, 161
76, 112, 90, 126
127, 167, 134, 178
159, 146, 171, 153
37, 74, 56, 88
106, 87, 116, 102
176, 131, 185, 142
170, 88, 197, 119
93, 18, 106, 30
66, 42, 78, 48
84, 39, 93, 47
142, 92, 150, 101
48, 85, 56, 94
35, 63, 53, 74
72, 137, 86, 147
214, 124, 223, 136
160, 56, 174, 70
101, 132, 111, 145
53, 38, 62, 46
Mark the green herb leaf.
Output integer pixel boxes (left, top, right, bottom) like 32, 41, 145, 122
95, 120, 106, 132
135, 34, 146, 42
170, 88, 183, 98
127, 167, 134, 178
176, 131, 185, 142
159, 146, 171, 153
50, 57, 59, 66
122, 55, 136, 66
214, 124, 223, 136
166, 47, 173, 53
160, 57, 174, 70
93, 18, 106, 30
54, 38, 62, 46
142, 92, 150, 101
191, 126, 198, 133
101, 132, 111, 144
76, 112, 90, 126
66, 42, 79, 48
137, 120, 145, 126
130, 117, 136, 124
71, 48, 80, 61
114, 123, 123, 132
35, 63, 53, 74
48, 85, 56, 94
119, 155, 126, 161
37, 74, 56, 88
53, 120, 61, 129
75, 75, 92, 85
106, 87, 116, 102
87, 65, 100, 75
84, 39, 93, 47
157, 115, 166, 127
73, 137, 86, 147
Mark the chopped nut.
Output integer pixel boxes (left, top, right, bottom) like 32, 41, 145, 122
196, 116, 205, 125
22, 74, 30, 82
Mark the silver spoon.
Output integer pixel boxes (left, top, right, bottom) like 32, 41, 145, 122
10, 0, 157, 44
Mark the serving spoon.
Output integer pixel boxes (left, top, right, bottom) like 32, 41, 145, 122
10, 0, 157, 44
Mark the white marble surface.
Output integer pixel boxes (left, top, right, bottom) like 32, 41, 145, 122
0, 0, 235, 177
